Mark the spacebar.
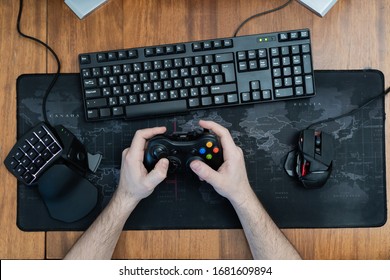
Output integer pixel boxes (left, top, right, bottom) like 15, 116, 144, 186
125, 100, 188, 119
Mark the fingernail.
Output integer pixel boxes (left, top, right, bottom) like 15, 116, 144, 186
161, 158, 169, 168
190, 160, 201, 171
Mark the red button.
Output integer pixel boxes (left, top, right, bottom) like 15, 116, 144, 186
213, 147, 219, 154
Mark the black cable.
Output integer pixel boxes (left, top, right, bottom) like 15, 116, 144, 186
17, 0, 61, 125
233, 0, 294, 37
306, 86, 390, 130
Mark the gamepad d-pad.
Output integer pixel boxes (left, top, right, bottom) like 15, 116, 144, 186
144, 130, 223, 174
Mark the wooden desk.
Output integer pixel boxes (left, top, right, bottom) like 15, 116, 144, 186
1, 0, 389, 259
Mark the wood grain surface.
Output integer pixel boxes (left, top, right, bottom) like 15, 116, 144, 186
1, 0, 389, 259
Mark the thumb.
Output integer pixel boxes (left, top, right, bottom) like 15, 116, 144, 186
190, 160, 220, 186
144, 158, 169, 189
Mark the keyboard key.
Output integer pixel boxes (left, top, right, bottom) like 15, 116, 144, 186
227, 93, 238, 103
188, 98, 199, 108
303, 54, 312, 73
214, 95, 225, 105
305, 75, 315, 94
192, 42, 202, 51
176, 44, 186, 53
241, 92, 251, 102
220, 63, 236, 83
215, 53, 234, 62
210, 83, 237, 94
49, 143, 61, 154
262, 90, 271, 100
201, 96, 213, 106
86, 98, 108, 109
100, 108, 111, 117
83, 78, 97, 88
274, 88, 293, 98
41, 149, 53, 161
87, 109, 98, 119
97, 53, 107, 62
145, 48, 154, 57
85, 89, 101, 98
252, 91, 261, 101
127, 50, 138, 58
279, 33, 289, 41
113, 107, 124, 116
223, 39, 233, 48
126, 100, 187, 118
79, 55, 91, 64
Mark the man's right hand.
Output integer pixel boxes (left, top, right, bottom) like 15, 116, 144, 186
189, 120, 252, 206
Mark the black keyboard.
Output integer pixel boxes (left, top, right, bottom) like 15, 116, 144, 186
79, 28, 315, 121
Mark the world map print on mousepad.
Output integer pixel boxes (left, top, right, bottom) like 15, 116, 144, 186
16, 70, 387, 231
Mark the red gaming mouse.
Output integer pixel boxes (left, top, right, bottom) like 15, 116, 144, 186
284, 129, 333, 188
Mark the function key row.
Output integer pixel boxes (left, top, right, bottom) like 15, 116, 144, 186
80, 44, 190, 65
80, 50, 139, 64
144, 44, 186, 57
192, 39, 233, 52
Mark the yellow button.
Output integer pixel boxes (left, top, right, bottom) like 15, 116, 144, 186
206, 141, 213, 148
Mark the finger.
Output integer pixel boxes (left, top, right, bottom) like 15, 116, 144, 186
198, 120, 237, 160
190, 160, 221, 187
130, 126, 167, 155
144, 158, 169, 189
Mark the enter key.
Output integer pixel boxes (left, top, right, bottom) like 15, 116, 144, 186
221, 63, 236, 82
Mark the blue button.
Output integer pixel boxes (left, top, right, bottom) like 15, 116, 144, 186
199, 147, 206, 155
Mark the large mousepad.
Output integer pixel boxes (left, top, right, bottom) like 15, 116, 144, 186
16, 70, 387, 230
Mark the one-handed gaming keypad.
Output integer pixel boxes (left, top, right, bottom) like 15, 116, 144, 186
4, 122, 63, 185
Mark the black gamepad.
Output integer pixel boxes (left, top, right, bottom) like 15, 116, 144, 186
144, 129, 223, 174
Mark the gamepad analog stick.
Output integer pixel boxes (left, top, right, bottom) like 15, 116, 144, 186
167, 156, 181, 173
152, 145, 168, 159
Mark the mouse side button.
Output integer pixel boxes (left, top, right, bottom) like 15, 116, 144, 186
301, 129, 315, 157
314, 132, 334, 165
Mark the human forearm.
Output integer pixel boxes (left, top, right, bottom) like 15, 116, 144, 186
63, 127, 169, 260
64, 190, 139, 260
230, 186, 301, 260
